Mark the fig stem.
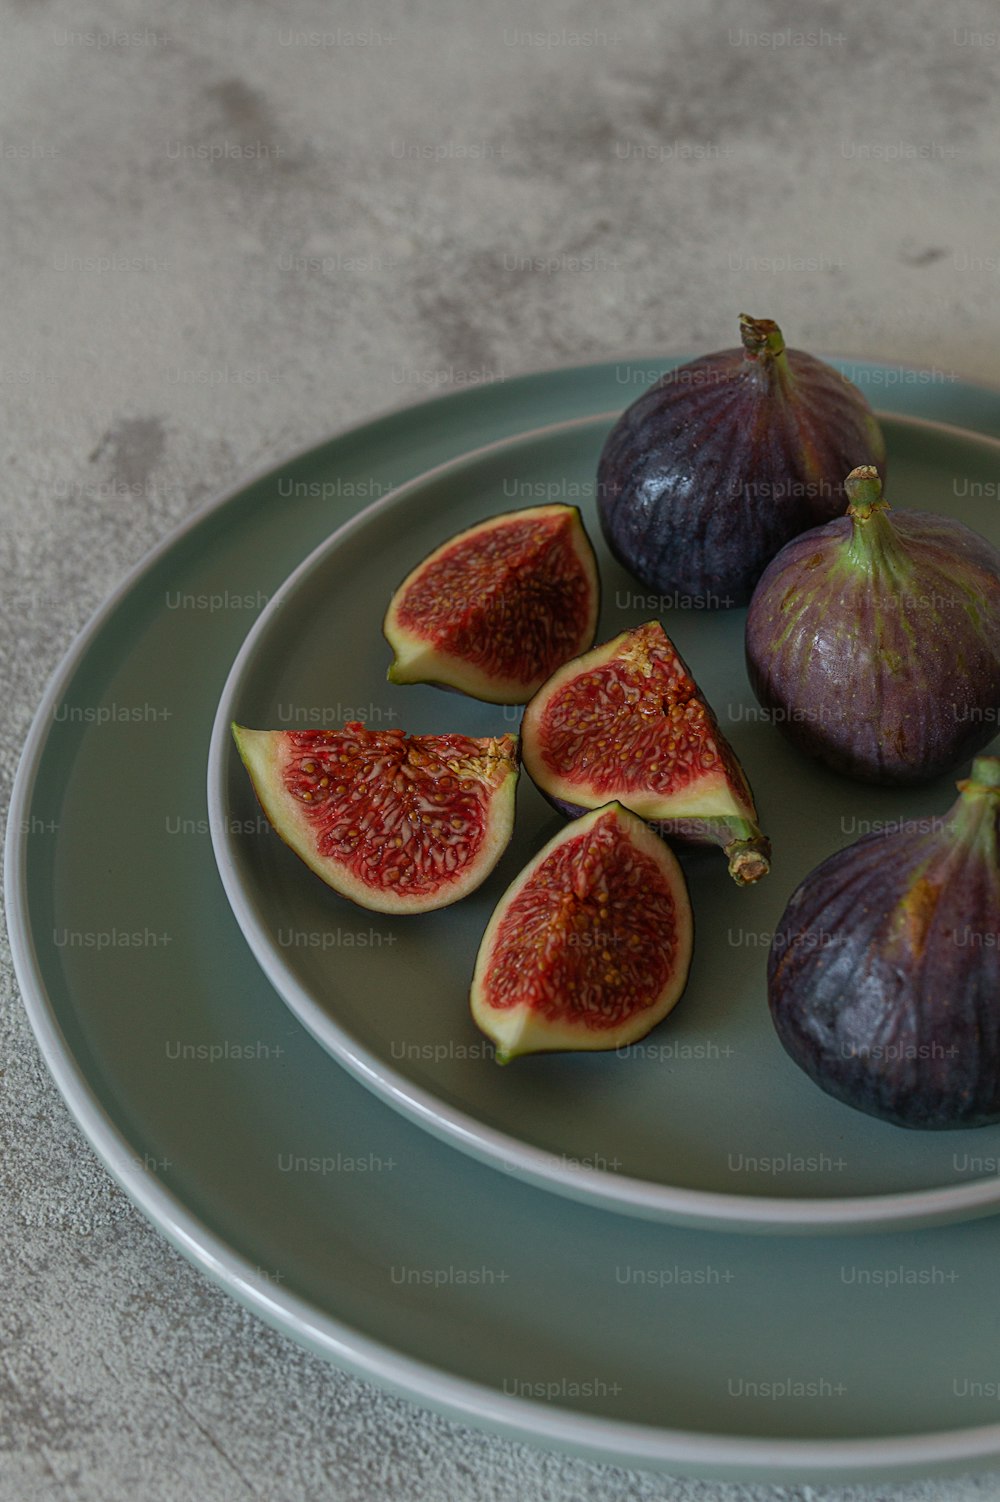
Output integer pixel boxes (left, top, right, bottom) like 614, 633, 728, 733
959, 756, 1000, 796
844, 468, 910, 576
739, 314, 785, 362
844, 465, 885, 520
949, 763, 1000, 863
725, 835, 771, 886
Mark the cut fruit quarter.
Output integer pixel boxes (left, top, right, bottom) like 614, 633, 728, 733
384, 503, 600, 704
233, 722, 519, 915
520, 620, 770, 884
471, 802, 694, 1063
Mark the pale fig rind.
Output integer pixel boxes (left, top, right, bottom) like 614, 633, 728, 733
597, 314, 887, 607
768, 756, 1000, 1129
384, 503, 600, 704
470, 802, 694, 1063
745, 466, 1000, 784
233, 722, 519, 915
520, 621, 770, 884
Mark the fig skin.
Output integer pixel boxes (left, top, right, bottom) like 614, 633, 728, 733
597, 315, 886, 608
745, 467, 1000, 785
768, 757, 1000, 1130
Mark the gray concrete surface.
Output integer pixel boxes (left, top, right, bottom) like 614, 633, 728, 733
3, 0, 1000, 1496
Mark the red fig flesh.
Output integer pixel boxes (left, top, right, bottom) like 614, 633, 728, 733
471, 803, 693, 1062
233, 722, 519, 914
520, 622, 770, 884
384, 504, 599, 704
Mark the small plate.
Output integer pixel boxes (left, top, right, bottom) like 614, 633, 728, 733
211, 409, 1000, 1234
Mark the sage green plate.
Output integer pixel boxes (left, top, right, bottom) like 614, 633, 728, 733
9, 359, 1000, 1481
212, 410, 1000, 1235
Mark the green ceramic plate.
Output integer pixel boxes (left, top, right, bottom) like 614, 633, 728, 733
9, 359, 1000, 1481
212, 409, 1000, 1234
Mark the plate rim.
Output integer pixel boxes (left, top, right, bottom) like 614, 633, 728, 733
9, 361, 1000, 1478
209, 406, 1000, 1234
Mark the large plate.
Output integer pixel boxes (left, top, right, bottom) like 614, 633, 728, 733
10, 358, 1000, 1482
211, 410, 1000, 1233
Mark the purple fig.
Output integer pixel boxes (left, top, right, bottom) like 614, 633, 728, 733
596, 314, 886, 608
745, 466, 1000, 784
768, 756, 1000, 1129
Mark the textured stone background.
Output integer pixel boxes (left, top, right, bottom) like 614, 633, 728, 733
3, 0, 1000, 1496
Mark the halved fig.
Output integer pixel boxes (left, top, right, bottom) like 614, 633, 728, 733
471, 803, 694, 1062
520, 621, 770, 885
232, 721, 519, 914
383, 504, 600, 704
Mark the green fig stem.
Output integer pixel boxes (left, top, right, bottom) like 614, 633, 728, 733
962, 755, 1000, 795
947, 758, 1000, 861
844, 464, 885, 520
724, 834, 772, 886
844, 466, 911, 576
739, 314, 785, 362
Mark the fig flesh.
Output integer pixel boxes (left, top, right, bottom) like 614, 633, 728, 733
745, 466, 1000, 784
768, 757, 1000, 1129
520, 621, 770, 884
470, 803, 693, 1062
597, 314, 886, 607
233, 722, 519, 914
384, 504, 600, 704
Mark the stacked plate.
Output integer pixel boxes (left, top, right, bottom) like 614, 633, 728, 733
9, 357, 1000, 1483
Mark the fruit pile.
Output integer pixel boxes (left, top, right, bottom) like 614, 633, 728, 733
236, 316, 1000, 1129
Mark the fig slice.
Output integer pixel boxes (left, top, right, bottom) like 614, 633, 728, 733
383, 504, 600, 704
470, 803, 693, 1063
520, 621, 770, 884
232, 721, 519, 915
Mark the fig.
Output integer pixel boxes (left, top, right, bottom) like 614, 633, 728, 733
232, 721, 519, 914
471, 803, 693, 1062
520, 621, 770, 884
745, 466, 1000, 784
596, 314, 886, 607
768, 756, 1000, 1129
383, 504, 600, 704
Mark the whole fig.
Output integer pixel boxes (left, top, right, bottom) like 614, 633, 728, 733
745, 466, 1000, 784
597, 314, 886, 607
768, 757, 1000, 1129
